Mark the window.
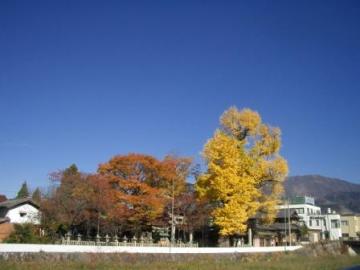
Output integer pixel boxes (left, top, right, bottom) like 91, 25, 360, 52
307, 208, 310, 215
331, 220, 340, 229
341, 220, 349, 226
309, 219, 313, 227
296, 208, 304, 214
19, 212, 27, 217
316, 219, 320, 226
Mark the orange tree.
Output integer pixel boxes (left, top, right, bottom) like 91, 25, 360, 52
97, 153, 192, 234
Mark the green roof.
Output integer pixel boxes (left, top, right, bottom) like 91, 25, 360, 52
290, 196, 315, 205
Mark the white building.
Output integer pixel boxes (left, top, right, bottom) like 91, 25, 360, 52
0, 198, 40, 224
278, 196, 341, 242
323, 209, 342, 240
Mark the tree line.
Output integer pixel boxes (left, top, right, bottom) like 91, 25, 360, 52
39, 155, 210, 242
9, 107, 288, 244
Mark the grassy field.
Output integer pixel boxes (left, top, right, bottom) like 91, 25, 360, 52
0, 253, 359, 270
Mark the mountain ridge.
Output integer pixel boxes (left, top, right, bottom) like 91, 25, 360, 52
284, 175, 360, 214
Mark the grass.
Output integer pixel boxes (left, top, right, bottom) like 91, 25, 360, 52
0, 253, 359, 270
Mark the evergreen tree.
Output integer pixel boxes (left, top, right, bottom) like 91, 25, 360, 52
32, 188, 41, 203
63, 163, 79, 177
16, 181, 30, 199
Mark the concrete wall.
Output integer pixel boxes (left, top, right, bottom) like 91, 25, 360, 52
0, 244, 302, 254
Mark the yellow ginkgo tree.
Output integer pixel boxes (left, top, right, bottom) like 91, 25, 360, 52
196, 107, 288, 236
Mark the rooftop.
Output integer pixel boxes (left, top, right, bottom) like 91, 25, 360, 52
0, 198, 39, 210
289, 196, 315, 205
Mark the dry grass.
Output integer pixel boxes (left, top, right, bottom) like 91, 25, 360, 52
0, 253, 359, 270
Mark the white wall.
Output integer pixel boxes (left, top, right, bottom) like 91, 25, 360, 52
323, 213, 342, 240
6, 204, 40, 224
0, 244, 303, 254
278, 204, 323, 231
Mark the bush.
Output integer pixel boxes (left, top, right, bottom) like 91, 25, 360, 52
4, 224, 48, 244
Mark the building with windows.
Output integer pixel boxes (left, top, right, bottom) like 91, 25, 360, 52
248, 209, 302, 247
0, 198, 40, 224
341, 214, 360, 240
278, 196, 342, 242
0, 198, 40, 242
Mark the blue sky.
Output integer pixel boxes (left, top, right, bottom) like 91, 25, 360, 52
1, 0, 360, 197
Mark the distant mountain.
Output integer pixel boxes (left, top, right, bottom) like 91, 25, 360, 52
284, 175, 360, 214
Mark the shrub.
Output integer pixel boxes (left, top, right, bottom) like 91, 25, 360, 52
4, 224, 48, 244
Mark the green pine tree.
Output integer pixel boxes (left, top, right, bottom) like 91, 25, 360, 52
63, 164, 79, 177
16, 181, 30, 199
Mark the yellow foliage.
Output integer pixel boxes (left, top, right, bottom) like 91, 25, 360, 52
196, 107, 288, 236
220, 107, 261, 138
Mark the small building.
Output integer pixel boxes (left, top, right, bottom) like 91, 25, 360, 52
0, 198, 40, 242
278, 196, 323, 242
341, 214, 360, 240
0, 198, 40, 224
248, 209, 302, 247
278, 196, 342, 242
323, 208, 342, 240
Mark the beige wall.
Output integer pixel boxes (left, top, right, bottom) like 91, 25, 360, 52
341, 215, 360, 239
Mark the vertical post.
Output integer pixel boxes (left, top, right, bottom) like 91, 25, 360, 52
77, 233, 81, 244
66, 232, 71, 244
189, 231, 193, 244
248, 228, 252, 246
149, 233, 153, 246
171, 176, 175, 245
284, 200, 287, 249
97, 212, 100, 236
288, 200, 292, 246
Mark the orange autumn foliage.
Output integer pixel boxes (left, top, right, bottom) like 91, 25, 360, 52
98, 153, 192, 229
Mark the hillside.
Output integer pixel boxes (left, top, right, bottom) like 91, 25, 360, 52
284, 175, 360, 214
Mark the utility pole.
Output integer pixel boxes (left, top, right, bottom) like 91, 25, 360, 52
97, 212, 100, 236
288, 200, 292, 246
171, 176, 175, 245
284, 198, 287, 250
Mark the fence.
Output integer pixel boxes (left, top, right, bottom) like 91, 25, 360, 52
60, 234, 198, 248
0, 243, 303, 254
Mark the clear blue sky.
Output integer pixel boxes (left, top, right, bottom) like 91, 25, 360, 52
1, 0, 360, 197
